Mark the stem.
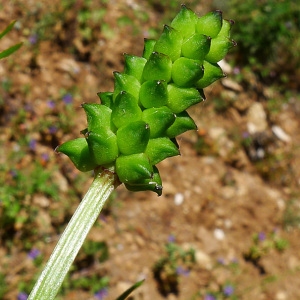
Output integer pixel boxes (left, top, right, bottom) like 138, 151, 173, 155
28, 168, 119, 300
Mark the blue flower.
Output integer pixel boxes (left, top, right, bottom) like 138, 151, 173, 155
167, 234, 175, 243
47, 100, 56, 109
62, 93, 73, 105
94, 287, 108, 300
204, 294, 216, 300
223, 284, 234, 297
49, 125, 58, 134
28, 33, 38, 45
258, 232, 266, 242
176, 266, 190, 276
217, 257, 225, 265
29, 139, 37, 151
28, 248, 40, 260
17, 292, 28, 300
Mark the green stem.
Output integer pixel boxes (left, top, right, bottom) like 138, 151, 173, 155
28, 167, 119, 300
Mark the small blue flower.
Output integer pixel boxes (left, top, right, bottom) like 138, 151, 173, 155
167, 234, 175, 243
231, 257, 239, 264
28, 33, 38, 45
28, 248, 40, 260
47, 100, 56, 109
94, 288, 108, 300
223, 284, 234, 297
17, 292, 28, 300
49, 125, 58, 134
258, 232, 266, 242
29, 139, 37, 151
10, 169, 18, 178
62, 93, 73, 105
217, 257, 225, 265
204, 294, 216, 300
41, 153, 49, 162
176, 266, 190, 276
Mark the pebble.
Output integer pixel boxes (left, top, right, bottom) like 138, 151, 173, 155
221, 78, 243, 92
275, 291, 288, 300
218, 59, 232, 74
195, 250, 213, 269
174, 193, 184, 205
272, 125, 291, 143
214, 228, 225, 240
247, 102, 268, 133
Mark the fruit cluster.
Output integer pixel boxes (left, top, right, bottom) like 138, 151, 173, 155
56, 5, 235, 195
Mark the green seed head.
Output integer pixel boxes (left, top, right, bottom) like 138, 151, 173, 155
85, 130, 118, 166
56, 6, 235, 195
196, 10, 223, 38
142, 52, 172, 82
116, 121, 150, 155
56, 138, 96, 172
170, 4, 198, 39
153, 25, 183, 62
142, 106, 175, 138
111, 91, 142, 128
139, 80, 168, 108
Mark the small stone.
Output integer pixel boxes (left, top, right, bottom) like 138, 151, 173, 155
275, 291, 288, 300
174, 192, 184, 205
214, 228, 225, 240
218, 59, 232, 74
32, 194, 50, 208
221, 78, 243, 92
272, 125, 291, 143
247, 102, 268, 133
195, 250, 213, 269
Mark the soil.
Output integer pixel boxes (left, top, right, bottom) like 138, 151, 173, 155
1, 1, 300, 300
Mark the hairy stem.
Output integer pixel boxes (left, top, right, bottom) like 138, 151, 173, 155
28, 168, 119, 300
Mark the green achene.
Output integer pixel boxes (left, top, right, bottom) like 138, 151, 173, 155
57, 5, 235, 195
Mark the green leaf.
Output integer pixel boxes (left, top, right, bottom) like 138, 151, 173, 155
115, 279, 145, 300
0, 42, 23, 59
0, 20, 16, 40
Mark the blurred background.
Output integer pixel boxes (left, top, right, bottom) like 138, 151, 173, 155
0, 0, 300, 299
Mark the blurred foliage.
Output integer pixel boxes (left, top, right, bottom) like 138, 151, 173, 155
0, 20, 22, 59
222, 0, 300, 88
283, 197, 300, 229
153, 240, 195, 296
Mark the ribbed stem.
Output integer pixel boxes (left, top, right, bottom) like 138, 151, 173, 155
28, 168, 119, 300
